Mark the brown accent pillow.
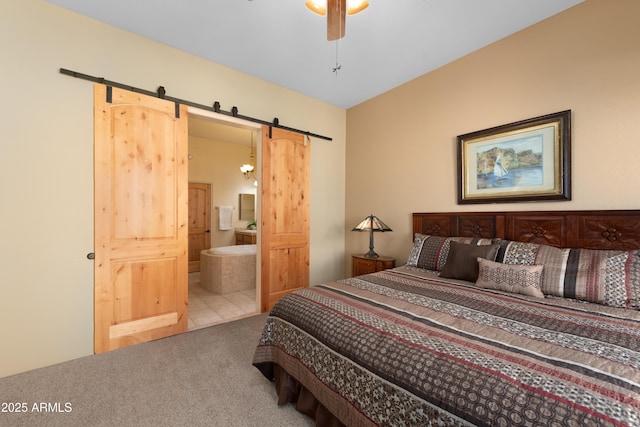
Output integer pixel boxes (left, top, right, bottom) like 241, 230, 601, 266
476, 258, 545, 298
439, 241, 500, 282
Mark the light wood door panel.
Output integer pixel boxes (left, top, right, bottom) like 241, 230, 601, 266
188, 182, 211, 272
260, 126, 310, 311
94, 84, 188, 354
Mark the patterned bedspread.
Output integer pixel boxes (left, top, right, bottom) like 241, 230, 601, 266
253, 267, 640, 427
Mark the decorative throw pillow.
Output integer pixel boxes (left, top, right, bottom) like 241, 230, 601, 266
439, 241, 500, 282
476, 258, 544, 298
406, 234, 495, 272
497, 240, 640, 309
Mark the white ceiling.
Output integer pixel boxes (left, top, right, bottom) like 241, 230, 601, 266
46, 0, 584, 111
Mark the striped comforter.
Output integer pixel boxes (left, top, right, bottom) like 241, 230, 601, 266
253, 267, 640, 427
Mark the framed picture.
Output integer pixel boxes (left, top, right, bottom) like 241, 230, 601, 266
457, 110, 571, 204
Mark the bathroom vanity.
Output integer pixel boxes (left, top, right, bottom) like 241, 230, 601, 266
235, 229, 257, 245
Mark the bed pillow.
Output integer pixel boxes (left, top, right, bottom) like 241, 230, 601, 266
497, 240, 640, 309
406, 234, 496, 272
476, 258, 544, 298
439, 241, 500, 282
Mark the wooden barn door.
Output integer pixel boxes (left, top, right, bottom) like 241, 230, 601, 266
93, 84, 189, 354
260, 126, 310, 311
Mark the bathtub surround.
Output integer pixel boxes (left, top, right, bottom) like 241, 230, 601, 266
200, 245, 257, 295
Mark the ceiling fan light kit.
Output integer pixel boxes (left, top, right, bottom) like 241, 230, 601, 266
305, 0, 369, 16
305, 0, 369, 40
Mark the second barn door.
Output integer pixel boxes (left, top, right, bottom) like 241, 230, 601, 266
260, 126, 310, 311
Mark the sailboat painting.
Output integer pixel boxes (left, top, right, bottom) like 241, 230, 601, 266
475, 135, 543, 190
457, 110, 571, 204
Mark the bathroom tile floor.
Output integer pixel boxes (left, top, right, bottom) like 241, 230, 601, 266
188, 272, 259, 331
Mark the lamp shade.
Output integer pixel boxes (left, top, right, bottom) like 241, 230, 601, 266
352, 214, 391, 258
351, 215, 392, 232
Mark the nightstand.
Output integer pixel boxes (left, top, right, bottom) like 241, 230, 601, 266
351, 254, 396, 277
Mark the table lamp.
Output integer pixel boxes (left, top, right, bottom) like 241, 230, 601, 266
351, 214, 392, 258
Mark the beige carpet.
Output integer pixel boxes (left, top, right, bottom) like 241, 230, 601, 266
0, 314, 314, 427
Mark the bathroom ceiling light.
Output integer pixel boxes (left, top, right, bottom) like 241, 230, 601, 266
240, 131, 257, 180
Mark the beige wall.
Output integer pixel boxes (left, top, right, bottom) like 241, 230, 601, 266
0, 0, 346, 378
188, 136, 258, 247
346, 0, 640, 271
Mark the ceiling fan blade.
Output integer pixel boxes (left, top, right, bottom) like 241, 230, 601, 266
327, 0, 346, 41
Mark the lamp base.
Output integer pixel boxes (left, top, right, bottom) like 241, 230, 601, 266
363, 249, 379, 258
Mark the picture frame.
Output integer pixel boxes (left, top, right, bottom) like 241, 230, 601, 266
457, 110, 571, 204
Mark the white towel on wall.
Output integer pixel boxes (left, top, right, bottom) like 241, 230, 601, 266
218, 206, 233, 230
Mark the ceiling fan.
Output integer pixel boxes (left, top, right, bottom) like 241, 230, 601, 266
305, 0, 369, 41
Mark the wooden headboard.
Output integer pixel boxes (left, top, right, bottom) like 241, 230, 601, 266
413, 210, 640, 250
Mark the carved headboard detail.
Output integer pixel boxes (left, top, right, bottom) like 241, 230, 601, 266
413, 210, 640, 250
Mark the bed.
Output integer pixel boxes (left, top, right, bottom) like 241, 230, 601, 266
253, 210, 640, 426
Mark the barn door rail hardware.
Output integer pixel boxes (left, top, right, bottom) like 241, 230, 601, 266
59, 68, 332, 142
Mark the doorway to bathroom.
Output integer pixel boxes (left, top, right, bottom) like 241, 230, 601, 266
186, 113, 260, 331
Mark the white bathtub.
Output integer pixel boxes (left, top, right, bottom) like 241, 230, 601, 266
200, 245, 256, 294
